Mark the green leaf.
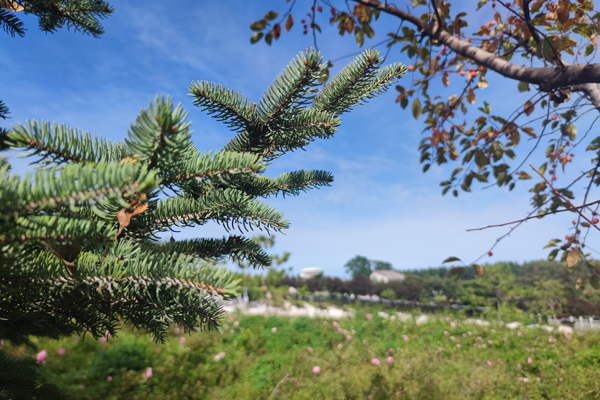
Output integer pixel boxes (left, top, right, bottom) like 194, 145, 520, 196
362, 22, 375, 38
517, 81, 529, 92
264, 11, 279, 21
442, 256, 462, 264
422, 163, 431, 172
251, 20, 267, 31
591, 274, 599, 290
400, 97, 409, 109
548, 248, 560, 261
354, 26, 365, 47
538, 162, 547, 175
586, 44, 595, 56
543, 239, 562, 249
447, 266, 465, 280
265, 32, 273, 45
412, 98, 421, 120
250, 32, 264, 44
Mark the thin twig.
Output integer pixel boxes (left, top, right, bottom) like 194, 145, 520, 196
529, 163, 600, 232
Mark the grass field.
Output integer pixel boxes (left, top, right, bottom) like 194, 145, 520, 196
6, 305, 600, 399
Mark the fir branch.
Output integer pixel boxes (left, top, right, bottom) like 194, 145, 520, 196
134, 189, 290, 234
149, 235, 272, 268
9, 120, 127, 165
257, 50, 323, 124
0, 8, 25, 37
271, 170, 334, 196
188, 81, 257, 131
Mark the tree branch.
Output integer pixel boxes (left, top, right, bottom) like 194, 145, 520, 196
354, 0, 600, 91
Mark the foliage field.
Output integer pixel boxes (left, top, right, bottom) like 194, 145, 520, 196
6, 306, 600, 399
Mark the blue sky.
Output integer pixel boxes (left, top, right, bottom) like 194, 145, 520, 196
3, 1, 599, 278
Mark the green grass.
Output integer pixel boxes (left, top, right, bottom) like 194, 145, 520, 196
5, 306, 600, 399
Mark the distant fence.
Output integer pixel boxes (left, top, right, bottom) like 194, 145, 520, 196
219, 289, 600, 324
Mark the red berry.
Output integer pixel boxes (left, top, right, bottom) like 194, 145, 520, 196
550, 152, 555, 156
549, 170, 554, 174
472, 71, 478, 77
572, 220, 577, 225
408, 65, 414, 71
593, 218, 599, 224
567, 157, 572, 162
506, 2, 512, 6
565, 235, 570, 239
460, 70, 466, 76
331, 7, 335, 13
582, 243, 586, 248
311, 6, 315, 11
154, 116, 159, 121
563, 130, 568, 135
570, 154, 574, 157
301, 19, 306, 23
577, 229, 581, 234
488, 251, 493, 256
303, 30, 308, 34
318, 6, 322, 12
436, 55, 441, 60
303, 61, 308, 65
552, 176, 557, 180
552, 115, 557, 120
478, 66, 484, 72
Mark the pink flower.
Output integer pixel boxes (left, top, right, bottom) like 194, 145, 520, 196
229, 329, 234, 334
517, 364, 522, 369
149, 337, 154, 342
488, 340, 493, 344
371, 358, 381, 366
386, 356, 393, 363
333, 321, 340, 327
36, 350, 47, 364
351, 330, 356, 335
462, 333, 467, 337
497, 359, 501, 363
451, 322, 456, 328
180, 337, 186, 343
337, 344, 343, 350
536, 377, 541, 382
312, 366, 321, 374
363, 340, 368, 344
82, 375, 86, 379
175, 327, 180, 333
222, 325, 228, 330
366, 314, 372, 320
323, 321, 327, 325
518, 377, 524, 382
271, 327, 277, 333
482, 344, 486, 348
144, 367, 152, 379
487, 360, 492, 366
416, 322, 421, 326
444, 331, 448, 336
386, 348, 394, 356
233, 321, 239, 327
307, 347, 313, 353
338, 327, 343, 333
79, 385, 85, 390
105, 331, 111, 337
457, 344, 461, 349
503, 338, 507, 341
107, 376, 113, 381
518, 331, 522, 336
450, 336, 455, 341
155, 347, 161, 354
74, 337, 80, 342
57, 348, 65, 356
523, 378, 529, 382
346, 335, 352, 341
527, 357, 532, 364
439, 347, 443, 351
0, 340, 3, 346
100, 337, 107, 343
492, 329, 496, 333
559, 378, 563, 381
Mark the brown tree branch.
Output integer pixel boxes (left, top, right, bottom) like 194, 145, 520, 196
466, 199, 600, 232
354, 0, 600, 91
